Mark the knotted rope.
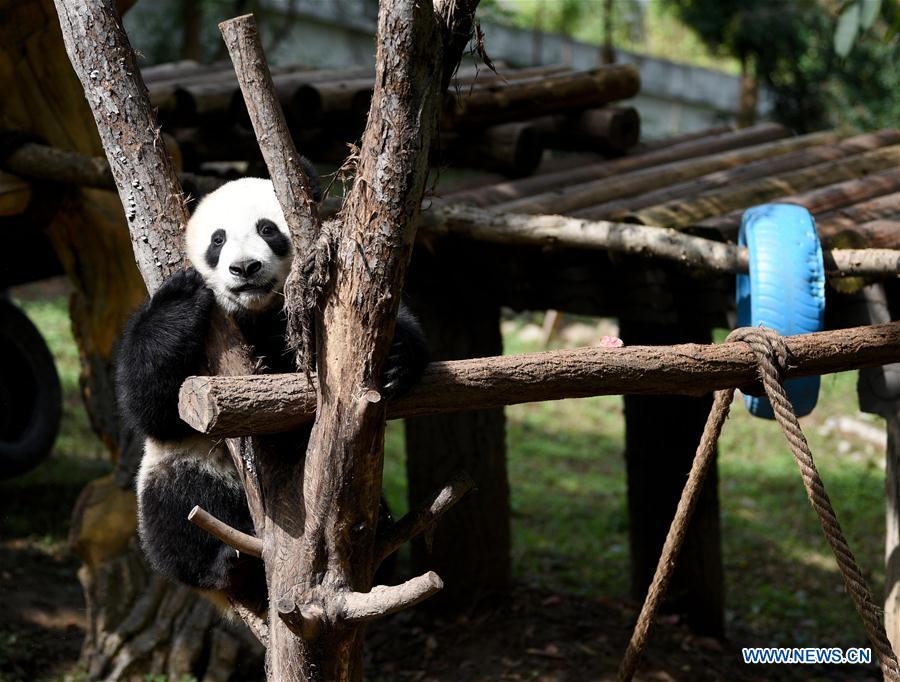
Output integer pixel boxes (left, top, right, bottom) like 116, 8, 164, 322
618, 326, 900, 682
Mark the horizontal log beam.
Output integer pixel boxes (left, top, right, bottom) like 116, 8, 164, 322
179, 322, 900, 438
1, 141, 227, 195
421, 204, 900, 277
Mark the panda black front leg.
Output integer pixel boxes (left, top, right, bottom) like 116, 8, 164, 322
116, 268, 214, 440
381, 303, 430, 400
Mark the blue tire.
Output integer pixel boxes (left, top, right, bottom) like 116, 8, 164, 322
736, 204, 825, 419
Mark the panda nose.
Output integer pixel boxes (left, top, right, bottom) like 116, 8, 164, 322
229, 259, 262, 278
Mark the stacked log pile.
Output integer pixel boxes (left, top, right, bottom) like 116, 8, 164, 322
437, 123, 900, 251
143, 60, 642, 177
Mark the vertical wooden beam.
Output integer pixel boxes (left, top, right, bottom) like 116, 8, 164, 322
405, 285, 510, 610
619, 316, 725, 637
837, 283, 900, 650
886, 412, 900, 649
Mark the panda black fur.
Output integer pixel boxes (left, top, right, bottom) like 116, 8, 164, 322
116, 177, 429, 614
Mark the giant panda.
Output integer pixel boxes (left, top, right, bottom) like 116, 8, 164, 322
116, 176, 429, 614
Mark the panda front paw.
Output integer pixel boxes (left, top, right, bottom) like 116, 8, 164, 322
381, 345, 414, 400
150, 268, 214, 328
154, 267, 211, 303
381, 323, 429, 400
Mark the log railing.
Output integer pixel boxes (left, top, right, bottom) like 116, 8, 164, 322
179, 321, 900, 438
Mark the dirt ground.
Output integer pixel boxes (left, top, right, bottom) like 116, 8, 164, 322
0, 537, 883, 682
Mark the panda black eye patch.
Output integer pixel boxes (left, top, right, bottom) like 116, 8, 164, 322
205, 229, 227, 268
256, 219, 290, 257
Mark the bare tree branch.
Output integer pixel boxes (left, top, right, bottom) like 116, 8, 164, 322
340, 571, 445, 623
219, 14, 323, 366
53, 0, 186, 293
376, 472, 476, 563
188, 505, 264, 557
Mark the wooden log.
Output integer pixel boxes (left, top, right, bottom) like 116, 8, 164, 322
451, 63, 570, 88
496, 131, 837, 215
1, 141, 226, 197
179, 321, 900, 438
443, 122, 790, 207
314, 76, 378, 120
533, 106, 641, 153
443, 64, 641, 131
629, 145, 900, 228
418, 203, 900, 277
635, 125, 734, 152
817, 195, 900, 244
141, 59, 247, 84
141, 59, 205, 83
576, 129, 900, 221
442, 121, 543, 177
849, 219, 900, 250
700, 167, 900, 236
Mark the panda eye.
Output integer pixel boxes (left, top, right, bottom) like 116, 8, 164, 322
257, 219, 278, 237
212, 233, 225, 246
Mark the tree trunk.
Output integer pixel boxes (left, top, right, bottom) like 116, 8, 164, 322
30, 0, 261, 677
404, 279, 510, 611
737, 55, 758, 128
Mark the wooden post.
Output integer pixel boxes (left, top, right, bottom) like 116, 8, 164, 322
404, 263, 510, 611
619, 293, 724, 636
833, 284, 900, 651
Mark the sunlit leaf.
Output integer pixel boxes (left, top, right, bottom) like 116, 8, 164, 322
834, 1, 861, 57
860, 0, 882, 29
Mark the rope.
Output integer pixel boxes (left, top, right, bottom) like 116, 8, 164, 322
618, 326, 900, 682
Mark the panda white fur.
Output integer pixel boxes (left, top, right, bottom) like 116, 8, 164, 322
116, 177, 429, 613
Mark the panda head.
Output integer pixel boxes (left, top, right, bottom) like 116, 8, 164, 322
184, 178, 292, 316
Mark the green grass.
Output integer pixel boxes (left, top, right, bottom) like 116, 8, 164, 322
6, 296, 888, 651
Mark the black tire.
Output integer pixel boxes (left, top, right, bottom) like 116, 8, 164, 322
0, 298, 62, 479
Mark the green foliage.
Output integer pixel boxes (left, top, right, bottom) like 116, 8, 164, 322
664, 0, 900, 131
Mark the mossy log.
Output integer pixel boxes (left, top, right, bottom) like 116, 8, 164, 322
576, 129, 900, 221
628, 144, 900, 228
495, 130, 836, 215
700, 168, 900, 237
